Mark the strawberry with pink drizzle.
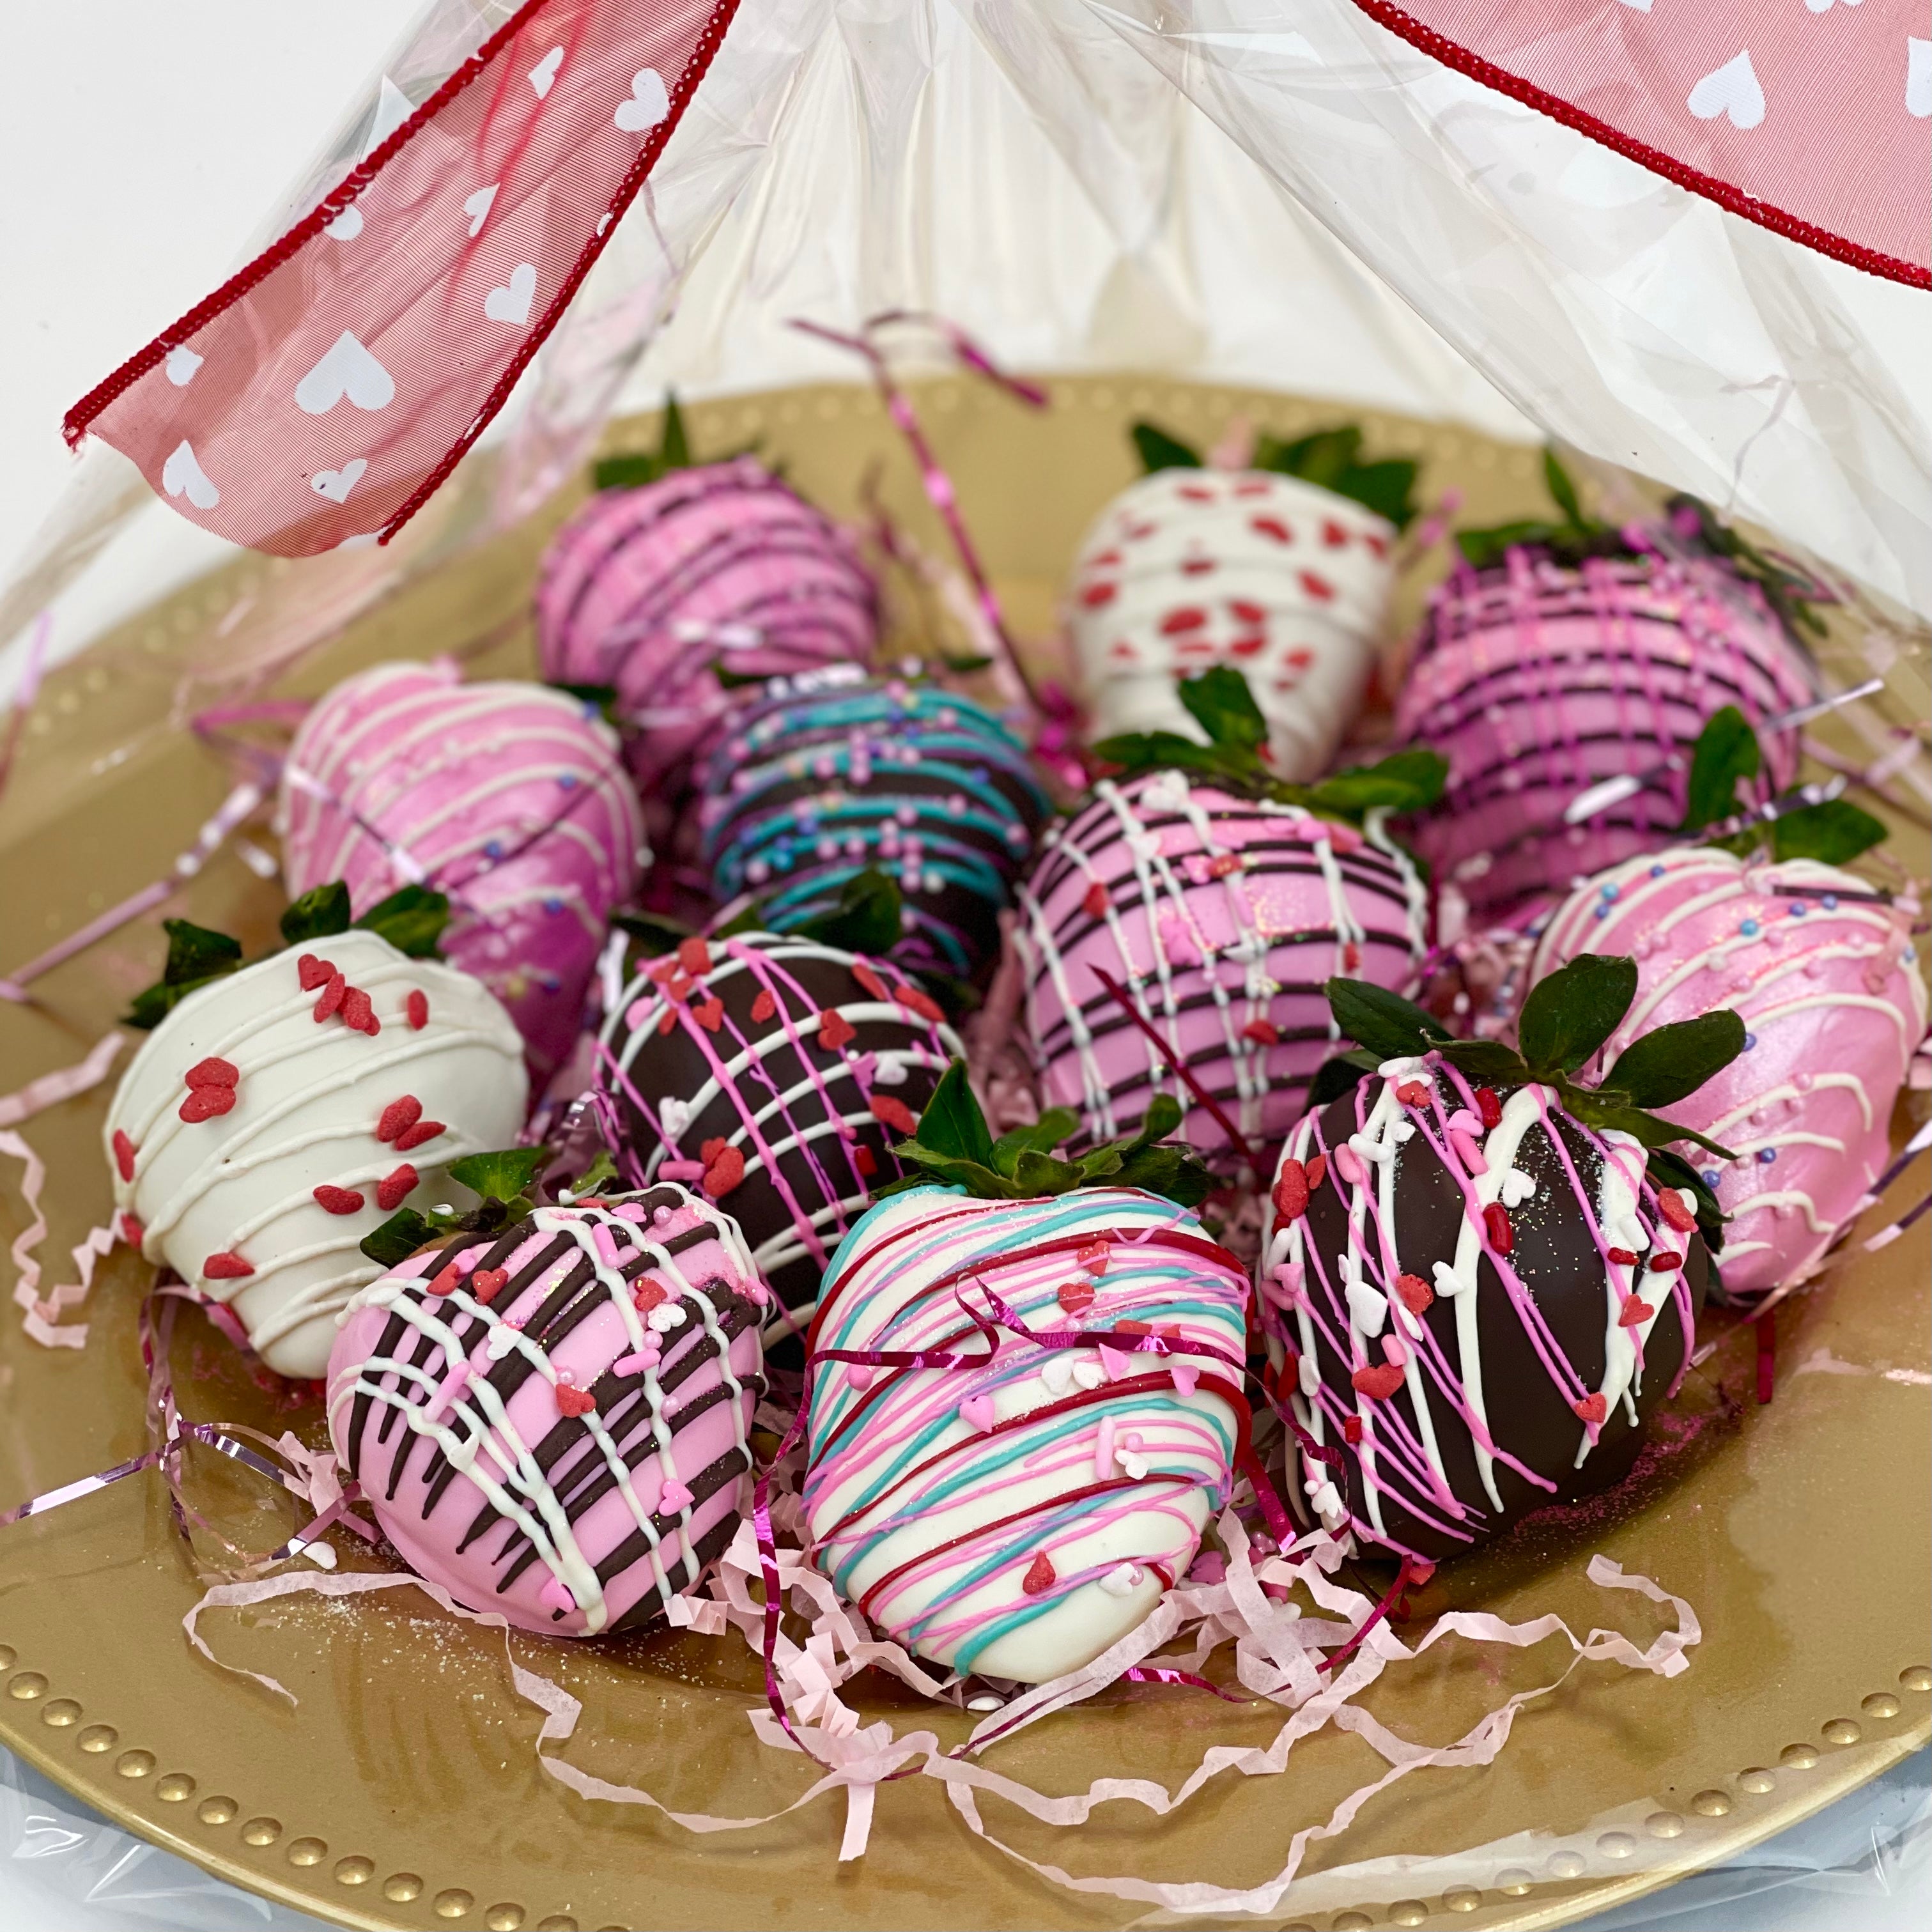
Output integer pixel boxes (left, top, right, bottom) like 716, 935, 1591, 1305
1260, 966, 1743, 1563
328, 1188, 764, 1635
803, 1067, 1237, 1682
536, 455, 877, 818
277, 659, 644, 1081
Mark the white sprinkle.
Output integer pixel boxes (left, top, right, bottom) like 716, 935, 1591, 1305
1298, 1353, 1321, 1397
1345, 1280, 1388, 1338
1098, 1562, 1144, 1598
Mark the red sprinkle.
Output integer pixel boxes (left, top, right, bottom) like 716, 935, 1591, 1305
690, 997, 725, 1033
1573, 1393, 1608, 1425
178, 1086, 236, 1124
1242, 1018, 1280, 1047
471, 1267, 509, 1304
1113, 1319, 1152, 1339
894, 985, 945, 1024
1394, 1272, 1434, 1317
851, 962, 888, 1002
1341, 941, 1361, 971
1655, 1188, 1697, 1232
1395, 1081, 1431, 1109
1077, 1240, 1110, 1272
1271, 1159, 1310, 1223
817, 1009, 856, 1053
119, 1211, 144, 1246
1475, 1087, 1503, 1131
700, 1137, 730, 1163
203, 1251, 254, 1279
1207, 851, 1244, 882
676, 936, 713, 977
296, 954, 332, 991
633, 1279, 667, 1312
428, 1264, 461, 1296
339, 985, 380, 1035
376, 1164, 419, 1212
750, 987, 778, 1023
1081, 879, 1109, 920
1021, 1552, 1056, 1596
1648, 1251, 1683, 1273
1057, 1280, 1095, 1315
376, 1095, 423, 1143
313, 1184, 366, 1216
657, 1008, 677, 1035
1343, 1416, 1364, 1444
1607, 1247, 1640, 1267
183, 1056, 239, 1090
869, 1094, 918, 1135
1351, 1363, 1405, 1401
313, 972, 346, 1022
394, 1118, 446, 1152
854, 1145, 877, 1177
1618, 1297, 1655, 1327
1482, 1202, 1513, 1255
555, 1384, 597, 1418
406, 989, 429, 1030
112, 1130, 137, 1182
1305, 1152, 1328, 1193
703, 1145, 746, 1200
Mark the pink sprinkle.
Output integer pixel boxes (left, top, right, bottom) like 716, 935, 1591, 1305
592, 1222, 623, 1269
1446, 1108, 1480, 1134
660, 1159, 705, 1181
1331, 1145, 1366, 1189
1095, 1414, 1117, 1482
1171, 1363, 1200, 1397
1381, 1336, 1408, 1368
1099, 1343, 1135, 1381
959, 1394, 996, 1433
660, 1479, 694, 1513
846, 1363, 876, 1391
1449, 1129, 1489, 1176
1187, 1550, 1226, 1585
612, 1349, 658, 1377
538, 1578, 576, 1616
626, 999, 657, 1032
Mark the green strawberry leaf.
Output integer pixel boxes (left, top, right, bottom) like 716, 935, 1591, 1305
280, 881, 353, 946
1323, 978, 1453, 1063
1177, 665, 1267, 756
1010, 1148, 1081, 1196
911, 1059, 996, 1168
881, 1146, 1019, 1197
1309, 1047, 1382, 1106
1517, 954, 1638, 1075
1301, 748, 1448, 821
1679, 706, 1761, 834
1256, 426, 1361, 490
1131, 422, 1203, 473
123, 918, 245, 1030
612, 908, 697, 956
1437, 1038, 1532, 1084
989, 1109, 1079, 1177
592, 451, 665, 491
1333, 458, 1419, 531
794, 867, 904, 957
359, 1209, 445, 1269
1542, 447, 1586, 527
447, 1146, 549, 1207
569, 1148, 621, 1199
1111, 1143, 1216, 1208
660, 393, 692, 471
1605, 1010, 1746, 1108
1769, 799, 1888, 866
355, 883, 450, 959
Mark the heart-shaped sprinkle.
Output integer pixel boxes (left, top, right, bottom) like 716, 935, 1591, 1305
376, 1095, 422, 1143
1241, 1017, 1280, 1046
1394, 1272, 1434, 1317
1098, 1562, 1143, 1598
1271, 1159, 1310, 1223
394, 1118, 446, 1151
1395, 1080, 1431, 1108
690, 996, 725, 1033
296, 954, 332, 991
703, 1145, 746, 1199
894, 984, 945, 1024
1171, 1362, 1200, 1397
817, 1008, 856, 1052
1076, 1240, 1110, 1273
313, 1184, 366, 1216
471, 1267, 510, 1304
749, 987, 778, 1023
178, 1086, 236, 1123
1021, 1552, 1056, 1595
203, 1251, 254, 1279
1350, 1363, 1405, 1401
676, 936, 712, 977
1072, 1359, 1106, 1391
555, 1384, 597, 1418
184, 1056, 239, 1090
428, 1263, 461, 1296
1057, 1279, 1096, 1315
959, 1395, 996, 1432
1304, 1152, 1327, 1191
1573, 1393, 1608, 1425
405, 989, 429, 1030
1655, 1188, 1697, 1232
339, 985, 379, 1035
112, 1130, 137, 1182
1618, 1297, 1655, 1327
1040, 1357, 1074, 1396
313, 973, 346, 1021
868, 1094, 917, 1134
376, 1163, 419, 1211
633, 1278, 667, 1311
1120, 1451, 1150, 1480
659, 1478, 695, 1513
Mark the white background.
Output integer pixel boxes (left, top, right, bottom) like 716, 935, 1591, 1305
0, 6, 1925, 1928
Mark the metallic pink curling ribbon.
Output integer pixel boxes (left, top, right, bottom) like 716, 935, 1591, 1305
788, 313, 1055, 728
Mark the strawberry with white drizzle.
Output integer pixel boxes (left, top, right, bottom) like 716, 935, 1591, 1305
106, 930, 526, 1376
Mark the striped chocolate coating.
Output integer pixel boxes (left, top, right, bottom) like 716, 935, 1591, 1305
1016, 772, 1428, 1174
328, 1190, 765, 1636
698, 669, 1050, 981
804, 1186, 1250, 1683
595, 932, 964, 1331
534, 458, 878, 802
1394, 549, 1815, 923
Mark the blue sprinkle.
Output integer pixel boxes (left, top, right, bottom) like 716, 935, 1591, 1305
1740, 918, 1760, 937
1742, 1032, 1758, 1050
1789, 901, 1806, 916
1757, 1147, 1777, 1164
484, 840, 504, 861
1600, 882, 1619, 900
1594, 903, 1611, 920
544, 897, 564, 915
557, 773, 578, 791
1821, 893, 1839, 910
1701, 1169, 1721, 1189
1650, 864, 1667, 878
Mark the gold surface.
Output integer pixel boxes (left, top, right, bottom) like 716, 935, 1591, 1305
0, 378, 1927, 1932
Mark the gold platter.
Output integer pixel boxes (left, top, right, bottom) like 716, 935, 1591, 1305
0, 377, 1926, 1932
